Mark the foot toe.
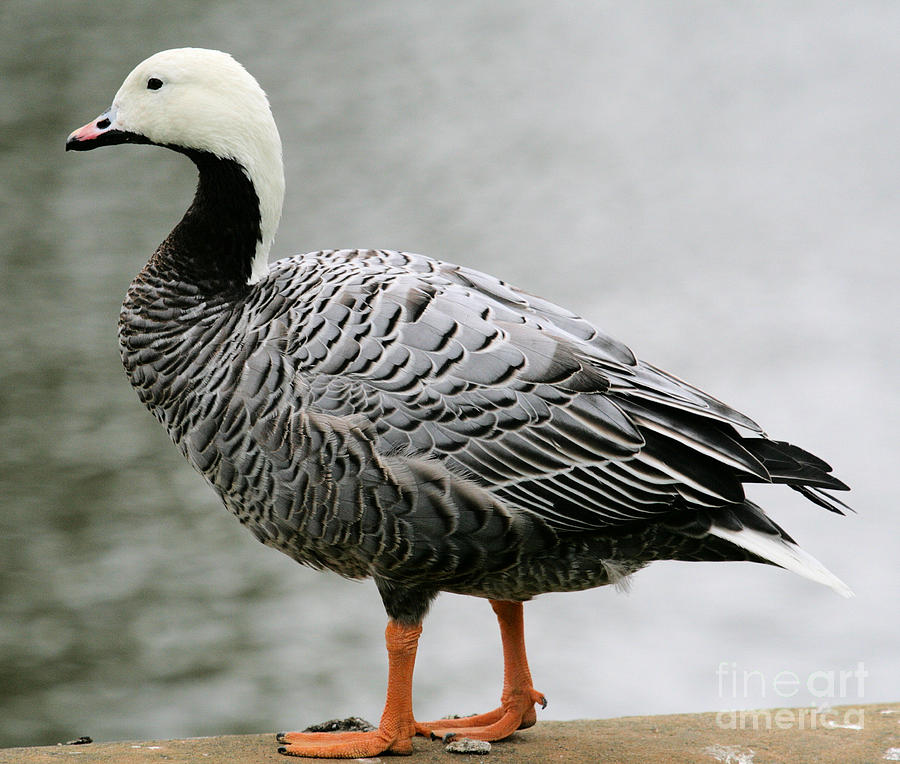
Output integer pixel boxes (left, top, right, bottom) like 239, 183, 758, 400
275, 727, 413, 758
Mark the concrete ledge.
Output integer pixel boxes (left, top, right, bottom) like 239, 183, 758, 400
2, 703, 897, 763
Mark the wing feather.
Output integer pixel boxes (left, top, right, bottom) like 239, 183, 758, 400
244, 249, 847, 536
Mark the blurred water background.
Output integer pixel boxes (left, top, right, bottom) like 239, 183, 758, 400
1, 0, 897, 749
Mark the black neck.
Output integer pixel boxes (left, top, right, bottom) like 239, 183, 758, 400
151, 151, 262, 293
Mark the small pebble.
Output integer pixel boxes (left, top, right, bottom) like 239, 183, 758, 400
445, 737, 491, 755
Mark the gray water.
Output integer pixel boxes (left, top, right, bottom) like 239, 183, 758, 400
1, 0, 897, 749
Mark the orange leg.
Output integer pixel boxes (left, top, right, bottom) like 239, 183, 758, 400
417, 600, 546, 742
277, 620, 421, 758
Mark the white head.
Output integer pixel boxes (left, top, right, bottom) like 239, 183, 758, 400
67, 48, 284, 283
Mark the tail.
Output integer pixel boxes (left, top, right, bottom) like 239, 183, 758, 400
706, 501, 854, 598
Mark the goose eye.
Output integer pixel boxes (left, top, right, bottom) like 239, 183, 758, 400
147, 78, 163, 90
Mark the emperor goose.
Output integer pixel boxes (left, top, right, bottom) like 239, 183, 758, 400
67, 48, 852, 758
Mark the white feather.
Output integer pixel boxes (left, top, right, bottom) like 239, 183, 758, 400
107, 48, 284, 283
708, 525, 854, 598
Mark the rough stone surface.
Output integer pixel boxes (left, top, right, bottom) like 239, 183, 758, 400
1, 703, 896, 763
445, 737, 492, 754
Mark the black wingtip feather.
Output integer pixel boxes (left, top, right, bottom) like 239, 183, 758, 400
741, 438, 850, 491
791, 485, 854, 515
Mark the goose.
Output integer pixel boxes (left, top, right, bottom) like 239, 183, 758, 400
66, 48, 852, 758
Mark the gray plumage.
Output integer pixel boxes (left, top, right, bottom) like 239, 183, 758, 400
68, 48, 851, 631
119, 238, 849, 622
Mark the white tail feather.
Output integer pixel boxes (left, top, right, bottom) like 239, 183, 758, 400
708, 526, 854, 598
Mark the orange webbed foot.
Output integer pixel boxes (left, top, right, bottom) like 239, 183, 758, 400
276, 725, 415, 757
417, 687, 547, 742
277, 621, 422, 757
416, 600, 547, 743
